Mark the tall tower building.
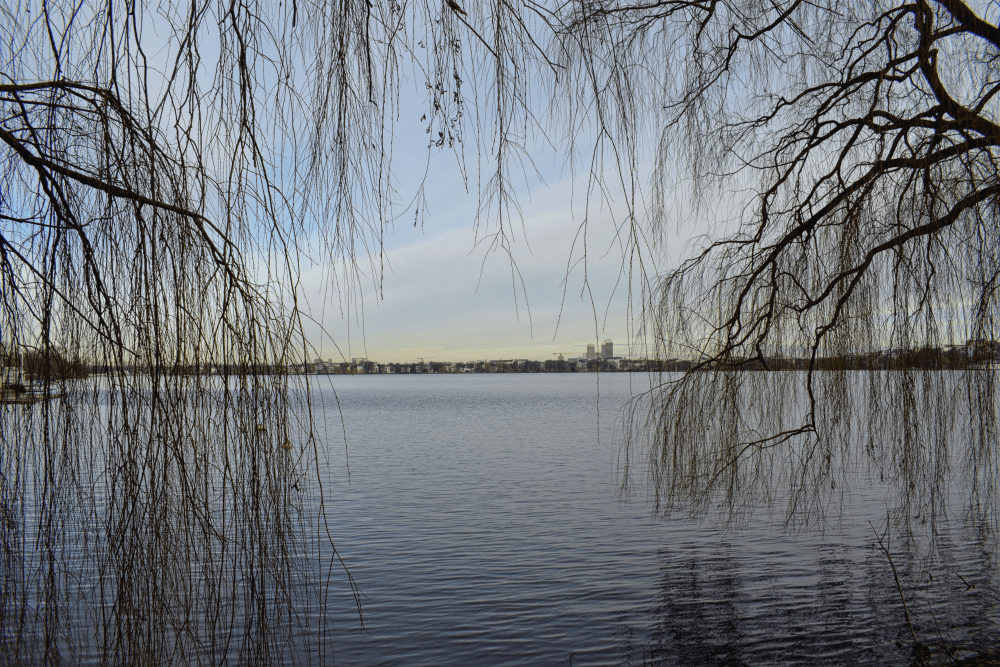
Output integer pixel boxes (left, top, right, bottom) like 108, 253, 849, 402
586, 344, 596, 360
602, 339, 613, 359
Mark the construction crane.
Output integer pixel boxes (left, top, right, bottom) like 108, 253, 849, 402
553, 352, 565, 361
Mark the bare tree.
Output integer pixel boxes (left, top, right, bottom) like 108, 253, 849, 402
561, 0, 1000, 531
4, 0, 1000, 661
0, 0, 597, 661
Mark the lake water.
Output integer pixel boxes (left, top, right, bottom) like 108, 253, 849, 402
4, 372, 999, 665
306, 373, 1000, 666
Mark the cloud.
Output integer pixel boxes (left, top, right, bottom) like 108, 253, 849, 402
298, 173, 666, 362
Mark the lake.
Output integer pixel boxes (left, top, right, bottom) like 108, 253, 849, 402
2, 372, 998, 665
307, 373, 1000, 666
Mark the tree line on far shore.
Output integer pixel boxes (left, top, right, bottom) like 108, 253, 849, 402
1, 349, 89, 382
6, 338, 996, 381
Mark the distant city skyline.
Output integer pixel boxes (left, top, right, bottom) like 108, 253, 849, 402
317, 338, 624, 365
305, 336, 635, 365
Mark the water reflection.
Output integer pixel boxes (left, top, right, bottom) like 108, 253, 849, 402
616, 521, 1000, 666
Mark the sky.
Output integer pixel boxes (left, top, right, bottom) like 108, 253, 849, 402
76, 3, 700, 365
282, 68, 706, 365
298, 153, 676, 363
276, 34, 710, 365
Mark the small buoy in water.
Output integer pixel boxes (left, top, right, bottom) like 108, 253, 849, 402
255, 424, 265, 433
282, 439, 293, 451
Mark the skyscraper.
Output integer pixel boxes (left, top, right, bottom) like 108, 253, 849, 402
586, 344, 596, 360
602, 339, 613, 359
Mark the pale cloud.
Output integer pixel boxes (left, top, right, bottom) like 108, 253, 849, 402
298, 172, 675, 363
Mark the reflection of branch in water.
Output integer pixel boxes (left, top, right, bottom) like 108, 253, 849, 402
614, 520, 1000, 667
872, 520, 921, 652
648, 548, 744, 667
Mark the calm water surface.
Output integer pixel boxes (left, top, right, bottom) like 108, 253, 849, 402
307, 373, 1000, 666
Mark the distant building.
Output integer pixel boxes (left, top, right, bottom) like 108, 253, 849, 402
601, 339, 613, 359
586, 344, 596, 360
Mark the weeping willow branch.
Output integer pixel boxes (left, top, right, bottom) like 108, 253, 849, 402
571, 1, 1000, 531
